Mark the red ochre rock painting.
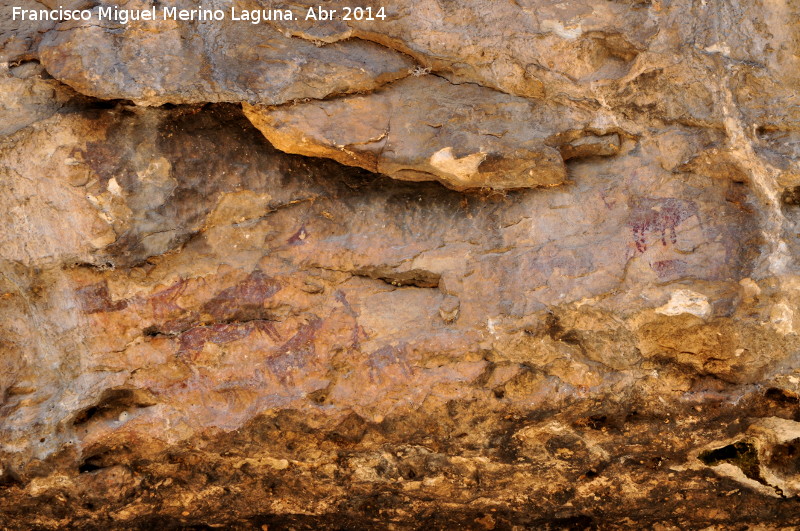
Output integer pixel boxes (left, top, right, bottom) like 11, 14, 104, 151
629, 197, 702, 253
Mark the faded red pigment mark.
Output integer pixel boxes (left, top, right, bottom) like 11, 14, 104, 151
599, 190, 617, 210
629, 197, 701, 253
178, 323, 254, 358
267, 318, 323, 383
287, 225, 308, 245
335, 290, 367, 350
651, 259, 688, 279
149, 278, 192, 320
367, 344, 413, 383
146, 278, 201, 334
76, 282, 128, 314
253, 320, 282, 342
177, 320, 281, 359
202, 270, 281, 321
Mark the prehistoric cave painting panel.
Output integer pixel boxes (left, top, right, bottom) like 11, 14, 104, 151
76, 281, 129, 314
629, 197, 702, 253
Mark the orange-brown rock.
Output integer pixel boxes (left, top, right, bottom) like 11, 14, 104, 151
2, 0, 800, 528
244, 76, 622, 191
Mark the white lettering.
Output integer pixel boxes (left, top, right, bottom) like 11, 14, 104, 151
231, 7, 293, 24
306, 7, 337, 20
11, 7, 92, 21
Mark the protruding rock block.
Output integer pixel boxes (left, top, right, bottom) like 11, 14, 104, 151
37, 4, 414, 106
244, 76, 620, 190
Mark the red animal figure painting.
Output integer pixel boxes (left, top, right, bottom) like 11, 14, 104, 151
629, 197, 702, 253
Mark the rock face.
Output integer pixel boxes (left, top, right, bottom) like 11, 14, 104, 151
243, 76, 622, 190
37, 1, 414, 106
2, 0, 800, 528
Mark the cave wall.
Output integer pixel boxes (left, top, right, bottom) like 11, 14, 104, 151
2, 0, 800, 528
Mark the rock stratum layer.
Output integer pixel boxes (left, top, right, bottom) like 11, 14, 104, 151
2, 0, 800, 528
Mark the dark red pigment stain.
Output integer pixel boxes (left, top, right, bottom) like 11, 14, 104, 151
335, 290, 367, 350
177, 321, 282, 359
147, 278, 200, 335
629, 198, 701, 252
76, 282, 128, 314
202, 270, 281, 321
149, 278, 194, 318
178, 323, 250, 357
287, 225, 309, 245
267, 318, 323, 383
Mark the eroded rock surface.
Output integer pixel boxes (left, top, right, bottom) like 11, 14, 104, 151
244, 76, 622, 190
37, 1, 414, 106
2, 0, 800, 528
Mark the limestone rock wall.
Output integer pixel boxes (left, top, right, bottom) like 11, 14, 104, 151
2, 0, 800, 528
